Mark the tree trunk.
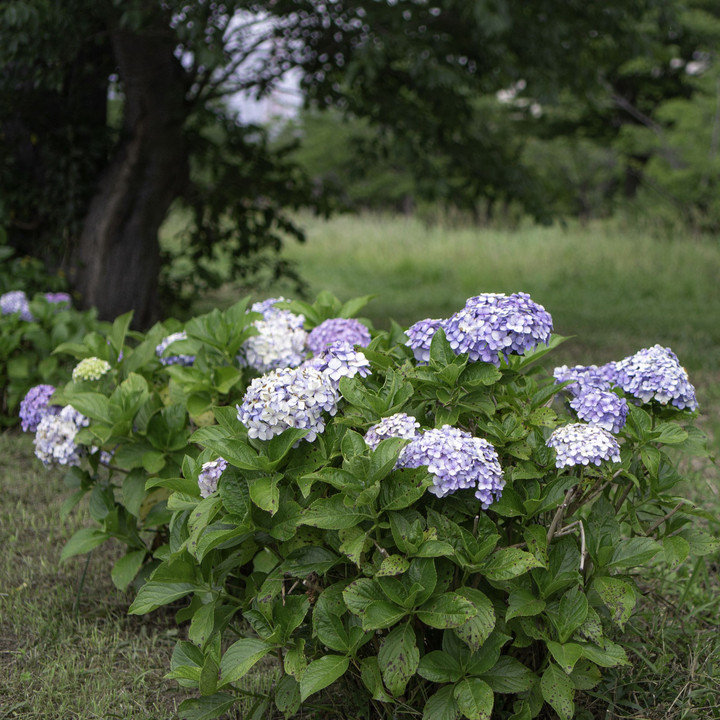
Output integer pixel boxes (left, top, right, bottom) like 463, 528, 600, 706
71, 14, 188, 327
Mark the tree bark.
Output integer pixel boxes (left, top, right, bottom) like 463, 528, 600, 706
71, 13, 189, 327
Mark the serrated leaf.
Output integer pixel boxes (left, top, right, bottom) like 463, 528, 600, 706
454, 587, 495, 652
481, 548, 542, 581
593, 576, 636, 630
299, 655, 350, 702
454, 678, 494, 720
377, 554, 410, 576
417, 593, 476, 629
110, 550, 146, 590
546, 641, 583, 674
423, 685, 459, 720
541, 663, 574, 720
218, 638, 273, 688
378, 622, 419, 696
178, 693, 236, 720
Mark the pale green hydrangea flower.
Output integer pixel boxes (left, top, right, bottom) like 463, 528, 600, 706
72, 356, 111, 382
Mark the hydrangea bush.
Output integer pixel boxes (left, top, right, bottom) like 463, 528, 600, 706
0, 289, 101, 426
106, 292, 714, 720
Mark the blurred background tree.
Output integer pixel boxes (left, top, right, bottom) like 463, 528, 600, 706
1, 0, 718, 325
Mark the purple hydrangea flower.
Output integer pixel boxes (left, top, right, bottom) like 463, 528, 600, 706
612, 345, 698, 411
364, 413, 420, 451
553, 363, 617, 396
0, 290, 34, 321
444, 292, 553, 366
33, 405, 89, 467
240, 309, 307, 373
198, 458, 228, 498
302, 341, 371, 388
546, 423, 621, 469
569, 389, 628, 434
399, 425, 504, 508
251, 297, 290, 317
306, 318, 371, 355
156, 331, 195, 367
405, 318, 446, 364
19, 384, 60, 432
237, 366, 339, 442
44, 292, 72, 307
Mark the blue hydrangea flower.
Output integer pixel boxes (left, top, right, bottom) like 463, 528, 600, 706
44, 292, 72, 307
250, 297, 291, 317
364, 412, 421, 450
612, 345, 698, 411
306, 318, 371, 355
546, 423, 621, 469
33, 405, 89, 467
405, 318, 446, 364
302, 341, 371, 388
0, 290, 34, 321
156, 331, 195, 367
237, 365, 338, 442
553, 363, 617, 396
399, 425, 504, 508
240, 309, 307, 373
569, 389, 628, 434
443, 292, 553, 365
198, 458, 227, 498
19, 384, 59, 433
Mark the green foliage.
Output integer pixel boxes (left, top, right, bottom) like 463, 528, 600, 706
0, 290, 101, 427
106, 294, 714, 719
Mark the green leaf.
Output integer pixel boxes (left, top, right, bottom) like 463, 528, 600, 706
275, 674, 301, 716
342, 578, 385, 615
593, 577, 636, 630
546, 641, 583, 674
653, 423, 689, 445
299, 655, 350, 702
423, 685, 460, 720
578, 640, 630, 667
122, 468, 147, 517
662, 535, 690, 568
218, 638, 273, 688
268, 429, 308, 464
362, 600, 408, 631
541, 663, 575, 720
506, 589, 545, 622
60, 528, 110, 561
178, 693, 236, 720
129, 582, 197, 615
199, 656, 219, 696
142, 450, 166, 474
454, 678, 494, 720
481, 548, 542, 581
110, 550, 146, 590
249, 474, 280, 515
555, 587, 588, 643
479, 656, 536, 693
417, 651, 463, 683
417, 593, 477, 629
377, 554, 410, 577
454, 587, 495, 652
302, 494, 371, 529
608, 537, 661, 569
67, 392, 111, 422
378, 622, 419, 696
360, 657, 392, 702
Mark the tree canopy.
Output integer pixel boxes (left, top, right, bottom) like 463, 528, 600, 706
1, 0, 714, 323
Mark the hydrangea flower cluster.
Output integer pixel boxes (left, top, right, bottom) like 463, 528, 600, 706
553, 363, 616, 396
546, 423, 621, 469
237, 366, 338, 442
250, 297, 289, 317
19, 384, 59, 432
0, 290, 33, 321
156, 331, 195, 367
569, 389, 628, 434
240, 309, 307, 373
306, 318, 371, 355
443, 292, 553, 365
613, 345, 698, 411
405, 318, 446, 364
72, 356, 111, 382
302, 341, 371, 389
198, 458, 228, 498
33, 405, 89, 467
44, 292, 72, 307
399, 425, 505, 508
364, 412, 420, 451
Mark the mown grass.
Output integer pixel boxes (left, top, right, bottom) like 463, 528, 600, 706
0, 432, 188, 719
